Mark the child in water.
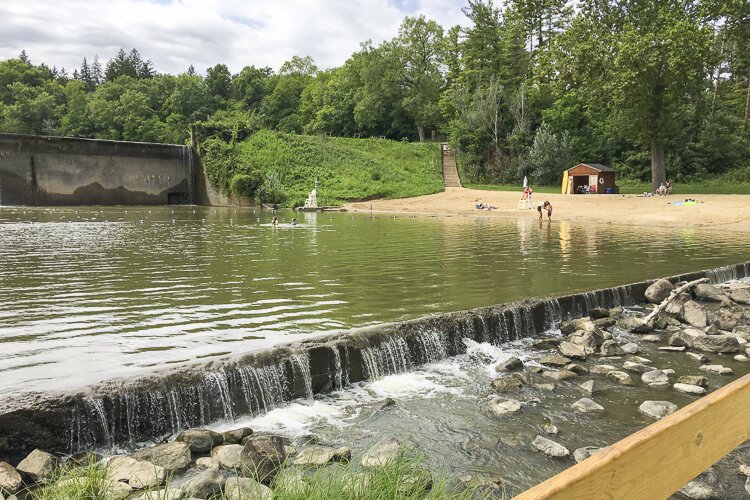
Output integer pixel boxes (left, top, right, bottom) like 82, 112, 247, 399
271, 216, 278, 225
291, 218, 297, 226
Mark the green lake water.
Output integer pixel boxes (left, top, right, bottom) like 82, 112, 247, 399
0, 205, 748, 394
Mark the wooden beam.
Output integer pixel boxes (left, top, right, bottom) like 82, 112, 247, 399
514, 372, 750, 499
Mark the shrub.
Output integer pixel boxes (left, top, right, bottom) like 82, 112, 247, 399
230, 171, 263, 197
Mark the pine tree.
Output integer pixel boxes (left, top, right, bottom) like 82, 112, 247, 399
91, 55, 103, 87
19, 50, 30, 64
79, 57, 95, 91
187, 65, 196, 76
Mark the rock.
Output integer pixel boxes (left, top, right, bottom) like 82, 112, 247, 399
580, 380, 601, 395
220, 428, 253, 445
0, 462, 22, 495
713, 309, 740, 331
600, 340, 623, 356
457, 474, 505, 494
692, 334, 740, 354
274, 468, 306, 495
130, 442, 191, 473
568, 329, 605, 348
681, 301, 708, 328
623, 361, 656, 373
609, 307, 624, 317
531, 436, 569, 458
621, 342, 642, 354
490, 374, 524, 392
590, 307, 610, 319
618, 317, 653, 333
224, 476, 272, 500
488, 398, 522, 417
659, 346, 685, 352
333, 447, 351, 462
59, 478, 132, 500
573, 447, 602, 463
666, 292, 692, 315
539, 354, 572, 367
16, 449, 58, 484
641, 335, 662, 343
669, 328, 706, 348
542, 370, 577, 381
693, 283, 728, 302
639, 400, 678, 419
210, 444, 243, 470
496, 357, 524, 371
678, 467, 724, 500
674, 383, 706, 395
746, 477, 750, 497
195, 457, 220, 469
361, 438, 401, 467
532, 338, 562, 350
645, 278, 674, 303
175, 429, 223, 453
734, 326, 750, 339
558, 341, 590, 360
240, 435, 286, 484
293, 446, 338, 467
543, 423, 558, 435
641, 370, 670, 387
593, 317, 616, 329
734, 354, 748, 362
678, 376, 708, 388
181, 468, 225, 499
589, 364, 616, 375
534, 383, 556, 391
699, 364, 733, 375
99, 479, 133, 500
741, 464, 750, 477
132, 487, 182, 500
565, 363, 589, 375
731, 288, 750, 305
106, 456, 166, 490
655, 316, 681, 330
686, 352, 709, 363
572, 398, 604, 413
663, 369, 675, 376
561, 318, 590, 335
607, 371, 635, 386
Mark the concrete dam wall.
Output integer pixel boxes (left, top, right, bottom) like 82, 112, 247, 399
0, 133, 205, 205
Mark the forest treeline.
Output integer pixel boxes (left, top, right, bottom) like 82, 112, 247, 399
0, 0, 748, 190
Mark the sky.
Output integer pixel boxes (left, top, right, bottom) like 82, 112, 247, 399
0, 0, 467, 75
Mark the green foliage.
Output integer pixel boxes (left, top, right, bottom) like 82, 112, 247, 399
199, 136, 241, 192
230, 172, 263, 197
522, 123, 574, 184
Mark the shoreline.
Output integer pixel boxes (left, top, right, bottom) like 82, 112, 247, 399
346, 187, 750, 233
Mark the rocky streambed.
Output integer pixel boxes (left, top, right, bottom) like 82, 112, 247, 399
3, 278, 750, 499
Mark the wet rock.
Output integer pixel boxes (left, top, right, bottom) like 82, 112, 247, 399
659, 346, 685, 352
488, 398, 522, 417
623, 361, 656, 373
678, 467, 724, 499
379, 397, 397, 410
224, 476, 272, 500
569, 328, 605, 348
600, 340, 623, 356
655, 315, 681, 330
361, 438, 401, 467
734, 326, 750, 339
293, 446, 339, 467
572, 398, 604, 413
621, 342, 642, 354
692, 334, 740, 354
561, 318, 590, 335
220, 428, 253, 445
195, 457, 219, 469
741, 464, 750, 477
490, 374, 524, 392
559, 341, 591, 360
333, 447, 351, 462
681, 301, 708, 328
0, 462, 22, 495
565, 363, 589, 375
746, 477, 750, 497
678, 375, 708, 388
457, 474, 505, 494
731, 288, 750, 305
627, 355, 653, 364
130, 442, 191, 473
542, 370, 577, 381
589, 364, 616, 375
639, 400, 678, 419
641, 370, 670, 388
240, 435, 286, 484
618, 317, 653, 333
693, 283, 728, 302
107, 456, 166, 490
573, 447, 602, 463
210, 444, 243, 470
665, 292, 692, 315
496, 357, 524, 371
674, 383, 706, 396
531, 436, 569, 458
175, 429, 223, 453
699, 364, 733, 375
609, 307, 624, 317
590, 307, 610, 319
580, 380, 601, 395
16, 449, 58, 484
539, 354, 572, 367
713, 309, 740, 331
645, 279, 674, 303
734, 354, 748, 362
607, 371, 635, 386
686, 352, 709, 363
532, 338, 562, 350
593, 317, 616, 329
669, 328, 706, 348
181, 468, 225, 499
543, 423, 558, 435
663, 369, 675, 376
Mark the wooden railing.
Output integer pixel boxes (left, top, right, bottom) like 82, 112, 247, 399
515, 372, 750, 499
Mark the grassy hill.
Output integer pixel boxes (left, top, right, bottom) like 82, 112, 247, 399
205, 130, 444, 207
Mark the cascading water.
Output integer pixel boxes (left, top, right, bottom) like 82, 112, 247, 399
291, 354, 313, 399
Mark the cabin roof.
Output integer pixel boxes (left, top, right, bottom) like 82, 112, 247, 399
569, 163, 615, 173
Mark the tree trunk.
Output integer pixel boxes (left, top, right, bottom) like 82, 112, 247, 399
745, 80, 750, 128
417, 126, 425, 143
651, 142, 666, 192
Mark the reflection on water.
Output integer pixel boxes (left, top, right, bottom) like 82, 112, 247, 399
0, 206, 748, 394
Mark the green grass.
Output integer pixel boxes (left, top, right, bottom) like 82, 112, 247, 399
236, 130, 444, 207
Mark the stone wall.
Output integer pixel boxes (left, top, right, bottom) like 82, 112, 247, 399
0, 133, 205, 205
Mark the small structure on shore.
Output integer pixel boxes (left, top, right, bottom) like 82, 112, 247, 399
562, 163, 617, 194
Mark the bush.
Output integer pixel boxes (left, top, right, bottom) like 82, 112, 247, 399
255, 171, 287, 205
230, 171, 263, 197
199, 137, 240, 192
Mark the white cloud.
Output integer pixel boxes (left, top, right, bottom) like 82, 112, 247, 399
0, 0, 467, 75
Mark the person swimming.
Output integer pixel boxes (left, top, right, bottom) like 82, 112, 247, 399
291, 218, 297, 226
271, 216, 278, 225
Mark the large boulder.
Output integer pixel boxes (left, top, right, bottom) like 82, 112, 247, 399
713, 309, 740, 331
680, 301, 708, 328
175, 429, 223, 453
210, 444, 243, 470
240, 435, 286, 484
641, 370, 670, 388
496, 357, 524, 372
130, 442, 191, 473
531, 436, 569, 458
674, 383, 706, 396
572, 398, 604, 414
558, 341, 590, 360
220, 428, 254, 445
561, 318, 591, 335
16, 449, 58, 484
106, 456, 166, 490
623, 361, 656, 374
665, 292, 692, 315
731, 288, 750, 305
692, 335, 740, 354
488, 398, 522, 417
568, 328, 605, 348
579, 380, 601, 396
293, 446, 339, 467
361, 438, 401, 467
0, 462, 22, 495
693, 284, 728, 302
180, 468, 225, 499
589, 308, 610, 319
542, 370, 577, 381
618, 317, 653, 334
607, 371, 635, 386
678, 375, 708, 388
645, 279, 674, 303
539, 355, 571, 367
490, 374, 525, 392
224, 476, 272, 500
600, 340, 624, 356
699, 364, 733, 375
669, 328, 706, 348
639, 401, 678, 419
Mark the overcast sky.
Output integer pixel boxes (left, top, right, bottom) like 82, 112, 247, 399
0, 0, 468, 75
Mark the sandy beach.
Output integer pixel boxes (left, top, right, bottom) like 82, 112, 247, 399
347, 187, 750, 233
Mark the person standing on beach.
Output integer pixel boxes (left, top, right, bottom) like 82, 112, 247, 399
545, 201, 553, 220
537, 202, 544, 220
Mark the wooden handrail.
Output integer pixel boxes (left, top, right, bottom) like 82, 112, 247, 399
515, 372, 750, 499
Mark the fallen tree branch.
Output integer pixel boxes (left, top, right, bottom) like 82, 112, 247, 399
644, 277, 709, 323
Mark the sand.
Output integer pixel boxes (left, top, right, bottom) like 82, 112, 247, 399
346, 187, 750, 233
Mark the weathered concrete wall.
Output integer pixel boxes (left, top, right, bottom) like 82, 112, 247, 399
0, 133, 203, 205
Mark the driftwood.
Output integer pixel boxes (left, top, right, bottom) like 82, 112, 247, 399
643, 277, 709, 323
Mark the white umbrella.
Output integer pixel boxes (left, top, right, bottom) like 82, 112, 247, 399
523, 176, 528, 188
